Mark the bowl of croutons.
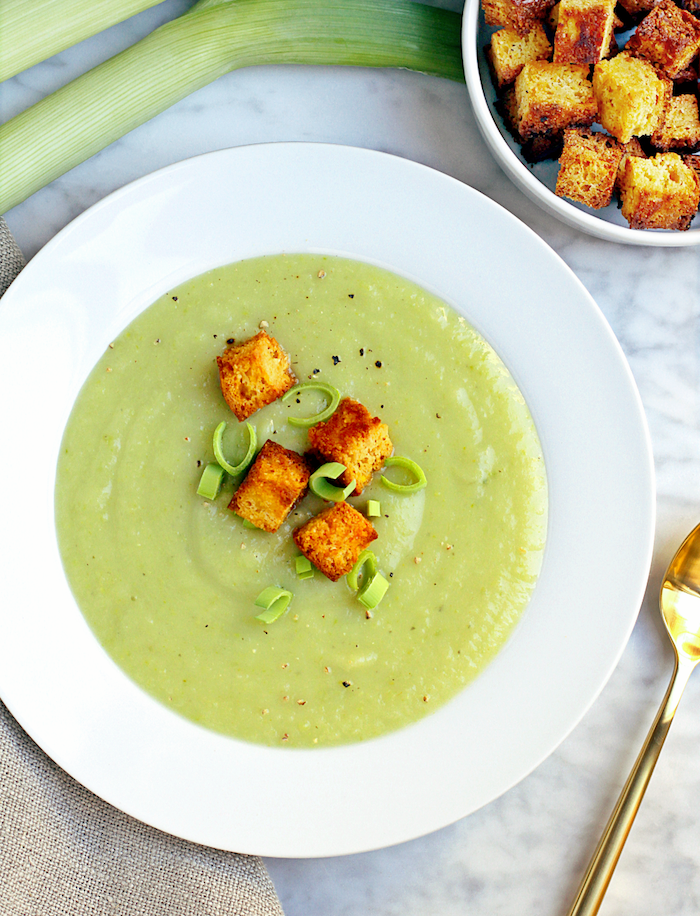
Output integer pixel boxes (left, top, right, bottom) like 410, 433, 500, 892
463, 0, 700, 243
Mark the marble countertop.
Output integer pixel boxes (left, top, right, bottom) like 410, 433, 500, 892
3, 2, 700, 914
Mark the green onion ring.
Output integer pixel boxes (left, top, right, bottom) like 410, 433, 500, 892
347, 549, 378, 592
282, 381, 341, 427
254, 586, 293, 623
295, 555, 315, 580
213, 421, 257, 477
309, 462, 356, 501
380, 456, 427, 494
358, 573, 389, 610
196, 463, 225, 500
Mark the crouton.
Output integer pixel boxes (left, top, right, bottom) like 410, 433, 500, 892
521, 129, 566, 160
483, 0, 555, 35
652, 93, 700, 151
548, 2, 561, 29
216, 331, 295, 421
229, 440, 311, 533
626, 0, 700, 78
514, 61, 598, 138
293, 501, 378, 582
617, 0, 658, 19
592, 52, 671, 142
550, 0, 622, 30
488, 24, 552, 88
615, 137, 647, 192
555, 128, 624, 207
308, 397, 392, 496
619, 151, 700, 229
553, 0, 616, 64
672, 61, 698, 89
497, 87, 565, 160
685, 153, 700, 183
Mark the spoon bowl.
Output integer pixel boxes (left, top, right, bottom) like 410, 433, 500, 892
567, 522, 700, 916
660, 526, 700, 662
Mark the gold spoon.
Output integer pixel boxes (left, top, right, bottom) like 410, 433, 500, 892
567, 522, 700, 916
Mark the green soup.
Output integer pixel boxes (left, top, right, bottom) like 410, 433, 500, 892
55, 254, 547, 747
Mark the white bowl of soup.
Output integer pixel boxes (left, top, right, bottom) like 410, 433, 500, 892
0, 143, 654, 856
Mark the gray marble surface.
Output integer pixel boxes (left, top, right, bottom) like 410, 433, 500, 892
2, 1, 700, 914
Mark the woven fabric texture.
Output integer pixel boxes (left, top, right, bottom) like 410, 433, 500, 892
0, 217, 284, 916
0, 217, 26, 296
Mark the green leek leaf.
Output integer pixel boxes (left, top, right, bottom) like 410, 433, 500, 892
0, 0, 463, 214
0, 0, 164, 82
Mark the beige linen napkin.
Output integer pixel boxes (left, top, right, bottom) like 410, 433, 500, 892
0, 216, 284, 916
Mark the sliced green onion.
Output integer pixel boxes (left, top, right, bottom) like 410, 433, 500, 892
282, 381, 341, 427
0, 0, 463, 214
196, 462, 226, 499
367, 499, 381, 517
358, 573, 389, 610
242, 518, 259, 529
213, 421, 256, 477
0, 0, 164, 82
347, 549, 378, 591
295, 555, 315, 580
309, 462, 356, 501
254, 586, 292, 623
348, 549, 389, 609
380, 456, 427, 494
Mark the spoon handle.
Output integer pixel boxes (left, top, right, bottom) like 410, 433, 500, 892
566, 655, 694, 916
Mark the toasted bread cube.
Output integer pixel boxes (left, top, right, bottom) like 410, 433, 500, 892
593, 52, 672, 142
555, 128, 623, 207
497, 87, 565, 160
521, 130, 566, 160
553, 0, 616, 63
308, 397, 392, 496
550, 1, 623, 36
619, 151, 700, 229
617, 0, 657, 18
293, 502, 378, 582
626, 0, 700, 78
229, 440, 311, 532
216, 331, 295, 421
674, 61, 698, 88
617, 0, 651, 16
498, 84, 522, 136
685, 153, 700, 182
483, 0, 555, 34
652, 94, 700, 151
548, 2, 561, 29
489, 25, 552, 87
514, 61, 598, 138
615, 137, 648, 191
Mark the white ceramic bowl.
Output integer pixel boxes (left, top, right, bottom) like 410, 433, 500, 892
462, 0, 700, 246
0, 143, 654, 856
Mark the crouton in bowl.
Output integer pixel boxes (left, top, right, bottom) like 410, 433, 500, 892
463, 0, 700, 244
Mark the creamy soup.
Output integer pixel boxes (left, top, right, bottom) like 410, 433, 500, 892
55, 254, 547, 747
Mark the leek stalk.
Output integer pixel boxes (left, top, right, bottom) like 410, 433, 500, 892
0, 0, 463, 215
0, 0, 165, 82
